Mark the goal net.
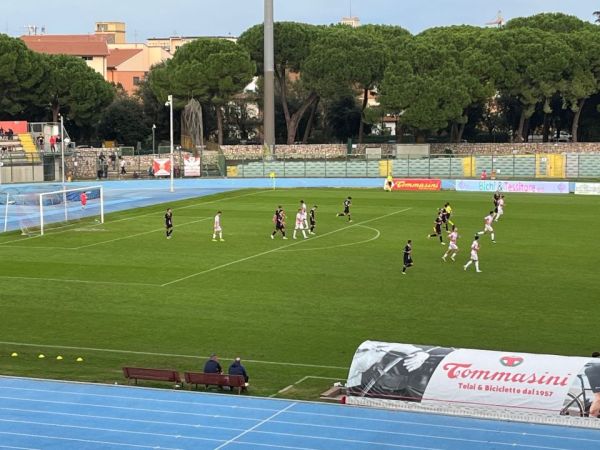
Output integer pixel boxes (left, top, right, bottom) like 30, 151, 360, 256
1, 185, 104, 235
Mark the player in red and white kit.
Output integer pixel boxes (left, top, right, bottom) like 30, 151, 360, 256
293, 208, 308, 239
477, 211, 496, 243
80, 192, 87, 210
463, 235, 482, 272
300, 200, 308, 229
442, 225, 459, 262
495, 195, 505, 222
212, 211, 224, 242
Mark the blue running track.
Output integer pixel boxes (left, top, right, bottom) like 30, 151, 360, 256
0, 377, 599, 449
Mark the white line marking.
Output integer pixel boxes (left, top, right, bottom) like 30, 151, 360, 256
0, 276, 158, 287
0, 418, 223, 444
278, 225, 380, 252
0, 343, 349, 370
0, 406, 247, 432
0, 432, 182, 449
214, 402, 297, 450
271, 376, 342, 397
162, 208, 411, 287
73, 216, 210, 250
0, 445, 40, 450
232, 441, 317, 450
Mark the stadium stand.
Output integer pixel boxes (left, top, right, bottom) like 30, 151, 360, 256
17, 133, 40, 162
184, 372, 246, 393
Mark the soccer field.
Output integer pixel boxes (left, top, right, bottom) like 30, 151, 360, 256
0, 188, 597, 400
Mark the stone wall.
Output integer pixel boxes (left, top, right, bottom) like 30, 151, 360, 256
431, 143, 600, 155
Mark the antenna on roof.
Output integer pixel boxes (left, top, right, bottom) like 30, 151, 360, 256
486, 10, 505, 27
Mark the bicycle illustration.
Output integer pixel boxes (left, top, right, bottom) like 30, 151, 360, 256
560, 374, 594, 417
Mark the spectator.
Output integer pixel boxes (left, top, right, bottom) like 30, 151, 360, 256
99, 152, 105, 162
120, 159, 127, 175
0, 127, 4, 139
110, 151, 117, 170
228, 357, 249, 387
480, 169, 487, 180
37, 135, 44, 150
7, 129, 13, 140
49, 135, 56, 152
204, 354, 222, 374
102, 159, 109, 178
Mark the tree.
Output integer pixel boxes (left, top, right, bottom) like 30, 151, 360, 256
239, 22, 320, 144
42, 54, 114, 127
304, 25, 390, 143
492, 28, 572, 141
150, 39, 255, 145
0, 35, 46, 119
97, 97, 150, 145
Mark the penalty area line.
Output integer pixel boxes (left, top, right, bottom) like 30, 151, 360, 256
162, 208, 411, 287
270, 375, 344, 397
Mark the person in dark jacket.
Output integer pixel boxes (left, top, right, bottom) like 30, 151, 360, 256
203, 354, 222, 374
228, 357, 249, 385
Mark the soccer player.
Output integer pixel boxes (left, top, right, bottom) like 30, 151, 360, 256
293, 208, 308, 239
442, 226, 459, 262
309, 205, 318, 234
443, 202, 454, 229
336, 196, 353, 222
493, 191, 501, 214
271, 206, 287, 239
300, 199, 308, 229
212, 211, 224, 242
165, 208, 173, 239
427, 211, 445, 244
402, 240, 413, 275
495, 195, 505, 222
477, 211, 496, 243
463, 235, 482, 272
80, 191, 87, 210
384, 174, 393, 192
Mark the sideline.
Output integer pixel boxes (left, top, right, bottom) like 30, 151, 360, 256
0, 341, 349, 371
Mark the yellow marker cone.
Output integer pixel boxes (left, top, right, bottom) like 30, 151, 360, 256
76, 357, 83, 362
56, 355, 63, 360
10, 352, 18, 357
38, 354, 45, 359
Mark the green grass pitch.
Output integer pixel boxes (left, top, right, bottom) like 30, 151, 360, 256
0, 188, 597, 400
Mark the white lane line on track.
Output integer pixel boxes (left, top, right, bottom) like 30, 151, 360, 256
162, 208, 411, 287
214, 402, 297, 450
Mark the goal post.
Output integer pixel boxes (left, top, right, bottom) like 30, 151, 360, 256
39, 185, 104, 235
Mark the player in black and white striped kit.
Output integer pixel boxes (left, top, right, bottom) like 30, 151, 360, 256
336, 196, 352, 222
309, 205, 318, 235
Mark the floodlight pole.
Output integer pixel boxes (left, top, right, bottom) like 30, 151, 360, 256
152, 124, 156, 154
168, 95, 174, 193
264, 0, 275, 158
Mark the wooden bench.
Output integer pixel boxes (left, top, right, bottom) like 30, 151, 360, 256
122, 367, 182, 386
184, 372, 246, 394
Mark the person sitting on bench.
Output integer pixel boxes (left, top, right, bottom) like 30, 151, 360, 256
204, 354, 222, 374
228, 357, 249, 389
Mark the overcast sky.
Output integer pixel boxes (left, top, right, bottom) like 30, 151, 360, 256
4, 1, 598, 41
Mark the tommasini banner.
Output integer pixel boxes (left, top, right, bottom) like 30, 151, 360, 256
347, 341, 600, 415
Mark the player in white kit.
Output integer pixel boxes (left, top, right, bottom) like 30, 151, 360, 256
293, 209, 308, 239
495, 195, 505, 222
300, 200, 308, 229
477, 211, 496, 243
442, 226, 459, 262
463, 235, 482, 272
212, 211, 224, 242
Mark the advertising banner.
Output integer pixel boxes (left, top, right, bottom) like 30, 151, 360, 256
347, 341, 600, 415
455, 180, 569, 194
392, 178, 441, 191
575, 183, 600, 196
152, 158, 171, 177
184, 156, 201, 177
